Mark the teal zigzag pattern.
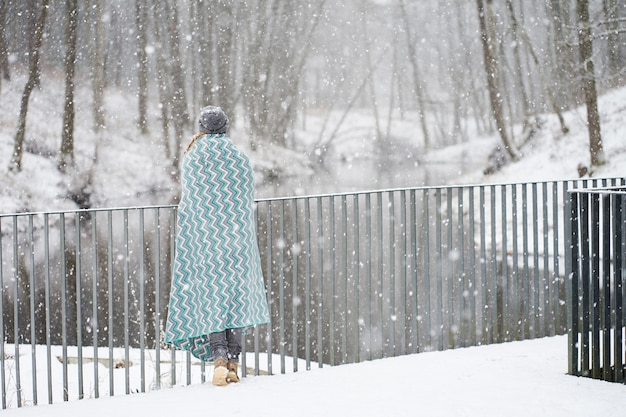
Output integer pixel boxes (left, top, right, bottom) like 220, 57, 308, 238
165, 133, 270, 361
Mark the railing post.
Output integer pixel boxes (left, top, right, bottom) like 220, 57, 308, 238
567, 190, 579, 376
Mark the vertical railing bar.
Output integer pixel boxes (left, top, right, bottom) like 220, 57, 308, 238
28, 216, 37, 405
43, 215, 53, 404
107, 210, 115, 395
246, 203, 256, 378
91, 212, 99, 398
329, 196, 335, 365
567, 189, 579, 375
376, 192, 384, 358
591, 193, 601, 379
580, 191, 590, 376
11, 216, 22, 407
531, 183, 540, 337
479, 186, 488, 345
511, 185, 520, 340
489, 185, 497, 343
59, 213, 68, 402
614, 193, 624, 382
468, 187, 477, 346
248, 202, 258, 376
75, 214, 84, 400
409, 190, 419, 353
59, 213, 69, 401
446, 189, 454, 348
388, 191, 396, 356
352, 194, 361, 363
521, 184, 530, 340
0, 219, 6, 409
154, 209, 162, 388
542, 183, 551, 336
601, 194, 612, 381
340, 195, 348, 364
316, 196, 324, 367
291, 198, 299, 372
304, 198, 311, 370
365, 193, 372, 360
169, 209, 177, 387
435, 189, 443, 350
422, 189, 431, 350
457, 187, 465, 347
278, 200, 286, 374
400, 190, 408, 354
123, 210, 131, 394
500, 185, 508, 342
552, 182, 561, 334
265, 202, 273, 375
139, 209, 146, 392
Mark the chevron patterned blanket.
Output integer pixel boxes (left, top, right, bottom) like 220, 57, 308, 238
165, 133, 270, 361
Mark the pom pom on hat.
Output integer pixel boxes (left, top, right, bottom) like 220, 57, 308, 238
198, 106, 229, 134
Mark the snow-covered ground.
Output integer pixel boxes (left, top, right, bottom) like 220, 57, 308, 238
3, 335, 626, 417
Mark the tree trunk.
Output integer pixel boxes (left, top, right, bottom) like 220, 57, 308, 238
360, 3, 382, 146
215, 3, 236, 119
152, 0, 171, 160
135, 0, 149, 134
8, 0, 49, 172
91, 0, 106, 132
505, 0, 530, 120
198, 0, 214, 107
399, 0, 430, 149
547, 0, 576, 108
576, 0, 605, 168
0, 0, 11, 88
59, 0, 78, 173
603, 0, 622, 86
475, 0, 518, 161
165, 0, 189, 176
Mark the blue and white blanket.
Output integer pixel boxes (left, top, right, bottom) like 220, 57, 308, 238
165, 133, 270, 361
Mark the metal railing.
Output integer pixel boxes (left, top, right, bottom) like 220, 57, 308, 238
567, 185, 625, 383
1, 177, 624, 408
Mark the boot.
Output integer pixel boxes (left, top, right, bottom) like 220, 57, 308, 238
226, 361, 240, 383
212, 358, 228, 386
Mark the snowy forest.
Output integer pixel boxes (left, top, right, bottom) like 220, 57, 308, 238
0, 0, 624, 211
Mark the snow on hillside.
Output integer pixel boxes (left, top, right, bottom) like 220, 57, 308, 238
1, 76, 625, 216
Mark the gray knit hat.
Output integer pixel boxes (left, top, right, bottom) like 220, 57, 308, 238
198, 106, 229, 134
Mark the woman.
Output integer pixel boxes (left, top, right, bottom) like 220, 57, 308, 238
165, 106, 270, 386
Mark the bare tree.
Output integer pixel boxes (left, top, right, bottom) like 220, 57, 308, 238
398, 0, 430, 149
135, 0, 149, 134
8, 0, 50, 172
196, 0, 215, 107
576, 0, 605, 168
603, 0, 623, 86
91, 0, 106, 132
165, 0, 189, 174
0, 0, 10, 90
214, 3, 237, 119
152, 0, 172, 160
475, 0, 519, 161
58, 0, 78, 173
241, 0, 326, 149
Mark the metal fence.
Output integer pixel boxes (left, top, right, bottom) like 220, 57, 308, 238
567, 185, 625, 383
1, 177, 624, 408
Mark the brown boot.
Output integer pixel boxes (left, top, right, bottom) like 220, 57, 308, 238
212, 358, 228, 386
226, 361, 240, 383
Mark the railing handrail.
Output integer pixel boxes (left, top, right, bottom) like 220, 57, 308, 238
2, 176, 623, 217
